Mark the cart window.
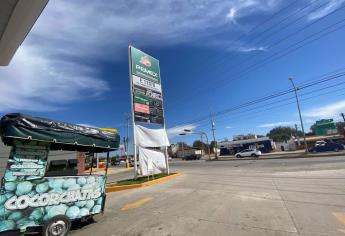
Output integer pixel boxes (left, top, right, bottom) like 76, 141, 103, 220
45, 151, 78, 177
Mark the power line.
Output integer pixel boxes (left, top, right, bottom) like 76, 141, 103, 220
197, 80, 345, 127
234, 0, 302, 42
196, 86, 345, 129
189, 80, 345, 129
181, 1, 302, 79
208, 84, 345, 127
167, 3, 345, 108
205, 6, 345, 93
242, 0, 323, 48
223, 0, 338, 75
228, 16, 345, 83
168, 70, 345, 128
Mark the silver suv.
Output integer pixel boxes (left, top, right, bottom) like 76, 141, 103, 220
235, 149, 262, 158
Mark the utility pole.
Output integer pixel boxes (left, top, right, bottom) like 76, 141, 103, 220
182, 142, 184, 159
341, 113, 345, 122
295, 124, 301, 146
211, 114, 217, 159
200, 135, 204, 157
124, 113, 130, 168
289, 78, 308, 153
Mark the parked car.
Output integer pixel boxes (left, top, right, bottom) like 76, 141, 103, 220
235, 149, 262, 158
309, 141, 344, 152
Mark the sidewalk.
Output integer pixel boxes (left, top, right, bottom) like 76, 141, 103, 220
85, 165, 133, 180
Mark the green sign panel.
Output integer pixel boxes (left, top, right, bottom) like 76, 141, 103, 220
129, 46, 164, 125
134, 93, 149, 105
131, 47, 161, 84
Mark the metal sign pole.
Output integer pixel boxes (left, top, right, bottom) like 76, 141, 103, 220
128, 45, 138, 178
105, 151, 110, 177
158, 59, 170, 175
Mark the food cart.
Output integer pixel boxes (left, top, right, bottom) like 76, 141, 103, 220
0, 113, 119, 236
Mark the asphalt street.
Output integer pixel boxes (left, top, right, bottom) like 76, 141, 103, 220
69, 155, 345, 236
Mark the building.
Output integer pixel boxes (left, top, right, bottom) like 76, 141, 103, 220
233, 134, 257, 141
0, 0, 48, 66
275, 140, 297, 152
310, 119, 338, 136
218, 136, 274, 156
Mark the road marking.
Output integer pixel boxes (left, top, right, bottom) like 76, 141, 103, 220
333, 212, 345, 234
121, 197, 152, 211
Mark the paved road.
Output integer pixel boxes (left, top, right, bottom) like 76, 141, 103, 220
70, 155, 345, 236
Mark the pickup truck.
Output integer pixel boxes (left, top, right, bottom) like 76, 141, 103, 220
309, 141, 344, 152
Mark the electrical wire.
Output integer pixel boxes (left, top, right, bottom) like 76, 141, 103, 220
168, 70, 345, 128
167, 3, 345, 108
199, 84, 345, 128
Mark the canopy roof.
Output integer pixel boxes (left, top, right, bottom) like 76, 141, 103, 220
0, 113, 120, 152
0, 0, 48, 66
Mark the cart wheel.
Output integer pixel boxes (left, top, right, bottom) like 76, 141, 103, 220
43, 215, 71, 236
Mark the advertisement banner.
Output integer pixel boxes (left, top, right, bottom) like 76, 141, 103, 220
134, 103, 150, 114
4, 145, 48, 182
0, 175, 105, 233
131, 47, 160, 84
129, 46, 165, 125
132, 75, 162, 92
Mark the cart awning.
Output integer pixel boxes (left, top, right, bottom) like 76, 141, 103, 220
0, 113, 120, 152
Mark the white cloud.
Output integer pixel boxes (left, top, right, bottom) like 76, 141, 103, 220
0, 0, 281, 112
226, 8, 238, 23
32, 0, 280, 58
304, 100, 345, 118
308, 0, 345, 21
237, 46, 267, 52
226, 0, 280, 23
166, 124, 198, 138
258, 121, 297, 128
0, 46, 108, 112
225, 126, 233, 129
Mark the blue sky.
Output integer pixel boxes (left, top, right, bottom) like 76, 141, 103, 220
1, 0, 345, 150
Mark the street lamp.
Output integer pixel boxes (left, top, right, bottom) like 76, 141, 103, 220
181, 129, 211, 160
289, 77, 308, 153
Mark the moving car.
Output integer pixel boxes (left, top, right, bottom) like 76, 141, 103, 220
309, 141, 344, 152
235, 149, 261, 158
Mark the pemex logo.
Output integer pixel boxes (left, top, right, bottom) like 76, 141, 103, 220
139, 55, 151, 67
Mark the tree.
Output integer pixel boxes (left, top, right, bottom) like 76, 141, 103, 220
267, 126, 299, 142
210, 141, 217, 154
176, 142, 190, 151
336, 122, 345, 135
192, 140, 205, 149
193, 140, 209, 153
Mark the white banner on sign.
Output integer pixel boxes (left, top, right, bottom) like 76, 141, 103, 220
139, 147, 166, 176
134, 125, 170, 147
133, 75, 162, 92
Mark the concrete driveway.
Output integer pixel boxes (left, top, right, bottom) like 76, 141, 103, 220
70, 156, 345, 236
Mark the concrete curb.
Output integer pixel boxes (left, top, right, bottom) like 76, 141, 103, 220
86, 167, 133, 173
105, 172, 182, 193
215, 151, 345, 161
